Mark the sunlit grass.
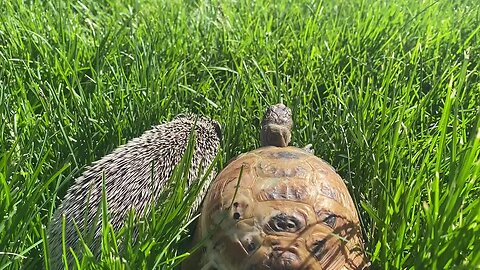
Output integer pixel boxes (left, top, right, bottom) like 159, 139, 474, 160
0, 0, 479, 269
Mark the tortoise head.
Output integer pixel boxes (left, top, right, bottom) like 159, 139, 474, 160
261, 103, 293, 147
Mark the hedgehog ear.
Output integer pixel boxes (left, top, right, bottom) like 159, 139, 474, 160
213, 121, 222, 142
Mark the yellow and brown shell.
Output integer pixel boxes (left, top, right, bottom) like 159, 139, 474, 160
185, 146, 368, 270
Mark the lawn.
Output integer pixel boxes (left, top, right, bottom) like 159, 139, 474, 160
1, 0, 479, 269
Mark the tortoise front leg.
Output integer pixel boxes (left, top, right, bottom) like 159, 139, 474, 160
303, 143, 314, 154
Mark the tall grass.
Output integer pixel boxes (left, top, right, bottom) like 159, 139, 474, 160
1, 0, 479, 269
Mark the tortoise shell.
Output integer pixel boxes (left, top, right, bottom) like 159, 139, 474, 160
187, 146, 368, 270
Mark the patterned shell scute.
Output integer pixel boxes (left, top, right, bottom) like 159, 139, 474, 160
199, 146, 368, 270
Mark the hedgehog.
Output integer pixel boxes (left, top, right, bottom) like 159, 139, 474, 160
47, 114, 221, 269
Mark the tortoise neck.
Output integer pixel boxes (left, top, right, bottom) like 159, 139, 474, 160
261, 124, 291, 147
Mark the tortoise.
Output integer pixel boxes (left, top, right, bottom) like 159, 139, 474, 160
183, 103, 369, 270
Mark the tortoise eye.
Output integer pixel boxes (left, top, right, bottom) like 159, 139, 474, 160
311, 240, 325, 260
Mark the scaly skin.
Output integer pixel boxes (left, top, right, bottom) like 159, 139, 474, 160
261, 103, 314, 153
261, 103, 293, 147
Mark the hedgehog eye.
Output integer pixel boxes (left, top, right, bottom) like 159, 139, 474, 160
233, 212, 241, 220
311, 240, 325, 260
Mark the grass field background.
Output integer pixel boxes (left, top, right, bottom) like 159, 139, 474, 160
1, 0, 479, 269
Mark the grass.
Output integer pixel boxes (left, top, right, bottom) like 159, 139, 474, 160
1, 0, 479, 269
